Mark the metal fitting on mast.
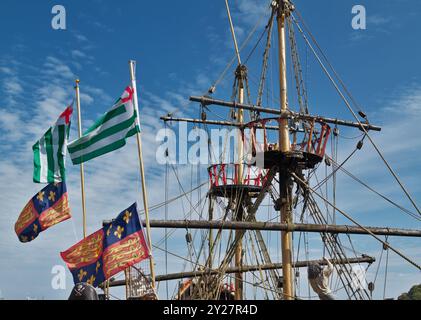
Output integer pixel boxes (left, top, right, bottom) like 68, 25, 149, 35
276, 0, 295, 17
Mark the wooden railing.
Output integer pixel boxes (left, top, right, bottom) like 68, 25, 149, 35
208, 163, 267, 187
246, 118, 331, 158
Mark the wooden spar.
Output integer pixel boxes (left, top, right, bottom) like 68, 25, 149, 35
129, 61, 156, 290
105, 256, 375, 286
277, 0, 293, 299
225, 0, 241, 65
143, 220, 421, 237
74, 80, 87, 238
191, 95, 281, 115
161, 116, 242, 128
160, 116, 306, 132
189, 96, 382, 132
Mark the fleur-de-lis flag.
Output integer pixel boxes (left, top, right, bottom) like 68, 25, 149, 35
60, 203, 150, 287
15, 182, 71, 243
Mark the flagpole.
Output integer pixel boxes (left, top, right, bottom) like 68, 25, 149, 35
75, 79, 87, 238
129, 60, 156, 290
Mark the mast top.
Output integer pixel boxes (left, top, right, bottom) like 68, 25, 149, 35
276, 0, 295, 15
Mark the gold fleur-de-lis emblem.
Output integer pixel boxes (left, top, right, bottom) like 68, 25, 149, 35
87, 275, 96, 286
114, 226, 124, 239
37, 191, 45, 202
123, 210, 132, 224
96, 261, 101, 273
33, 224, 38, 233
48, 191, 56, 202
78, 269, 87, 281
106, 225, 112, 236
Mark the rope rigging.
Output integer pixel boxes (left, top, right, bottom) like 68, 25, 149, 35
291, 172, 421, 271
290, 10, 421, 218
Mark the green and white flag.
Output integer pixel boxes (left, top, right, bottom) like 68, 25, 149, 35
33, 106, 73, 183
68, 86, 140, 165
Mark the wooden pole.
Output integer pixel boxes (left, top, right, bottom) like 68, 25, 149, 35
143, 219, 421, 237
106, 256, 375, 286
75, 80, 87, 238
277, 0, 294, 300
124, 269, 130, 299
129, 60, 156, 290
225, 0, 242, 65
208, 196, 214, 269
189, 96, 382, 132
224, 0, 245, 300
234, 79, 244, 300
160, 116, 296, 132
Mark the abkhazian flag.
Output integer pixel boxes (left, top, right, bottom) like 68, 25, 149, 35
67, 87, 140, 165
33, 106, 73, 183
15, 182, 71, 243
60, 203, 150, 287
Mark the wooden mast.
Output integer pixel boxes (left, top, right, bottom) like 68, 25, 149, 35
277, 0, 294, 300
75, 80, 88, 238
234, 74, 245, 300
208, 196, 214, 270
224, 0, 245, 300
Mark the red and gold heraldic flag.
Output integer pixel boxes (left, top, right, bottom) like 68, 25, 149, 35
15, 182, 71, 243
60, 203, 150, 287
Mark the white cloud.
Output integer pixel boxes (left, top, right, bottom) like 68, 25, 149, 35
3, 78, 23, 96
74, 33, 88, 42
0, 67, 14, 75
350, 12, 397, 42
368, 14, 392, 27
71, 50, 86, 59
80, 92, 94, 105
0, 111, 25, 142
43, 56, 75, 81
234, 0, 271, 28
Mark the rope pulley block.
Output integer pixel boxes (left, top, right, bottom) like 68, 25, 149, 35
208, 85, 216, 94
185, 232, 193, 244
277, 276, 284, 289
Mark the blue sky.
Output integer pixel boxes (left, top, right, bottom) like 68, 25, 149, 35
0, 0, 420, 300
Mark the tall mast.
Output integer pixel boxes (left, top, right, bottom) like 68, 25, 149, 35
224, 0, 246, 300
277, 0, 294, 300
235, 69, 245, 300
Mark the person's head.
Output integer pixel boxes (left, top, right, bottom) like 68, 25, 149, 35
68, 282, 99, 300
307, 262, 323, 280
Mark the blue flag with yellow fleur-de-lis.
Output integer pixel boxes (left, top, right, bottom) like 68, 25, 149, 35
15, 182, 71, 243
60, 203, 150, 287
